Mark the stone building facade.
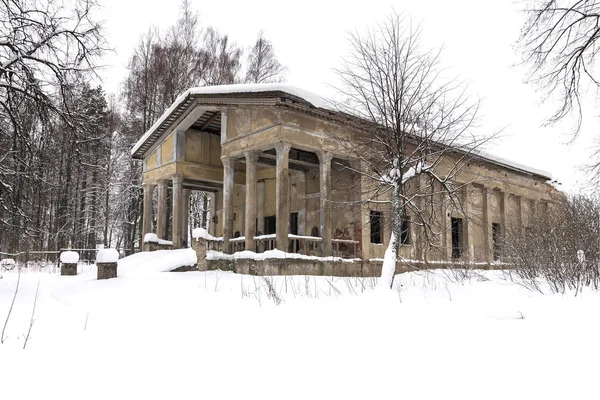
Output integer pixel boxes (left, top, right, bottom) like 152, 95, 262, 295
132, 84, 562, 265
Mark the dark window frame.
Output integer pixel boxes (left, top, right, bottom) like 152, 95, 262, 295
451, 217, 463, 259
370, 210, 383, 244
400, 217, 411, 245
492, 222, 502, 261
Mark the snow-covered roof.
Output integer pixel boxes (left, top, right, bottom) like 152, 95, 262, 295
131, 83, 551, 180
131, 83, 332, 157
474, 149, 552, 181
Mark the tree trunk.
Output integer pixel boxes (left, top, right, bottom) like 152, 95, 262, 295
380, 181, 402, 289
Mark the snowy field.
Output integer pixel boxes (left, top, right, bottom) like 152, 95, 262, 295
1, 250, 599, 400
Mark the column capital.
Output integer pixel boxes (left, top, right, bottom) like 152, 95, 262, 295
220, 155, 234, 168
274, 141, 292, 155
316, 151, 334, 165
244, 150, 259, 163
172, 174, 184, 185
142, 182, 157, 189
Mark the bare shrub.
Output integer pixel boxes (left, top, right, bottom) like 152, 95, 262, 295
261, 276, 282, 306
503, 195, 600, 295
1, 271, 20, 344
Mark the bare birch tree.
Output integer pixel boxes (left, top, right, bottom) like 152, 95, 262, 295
335, 12, 484, 289
244, 31, 286, 84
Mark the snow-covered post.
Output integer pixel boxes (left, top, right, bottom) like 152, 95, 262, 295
144, 233, 159, 252
97, 249, 119, 280
60, 251, 79, 276
191, 228, 208, 271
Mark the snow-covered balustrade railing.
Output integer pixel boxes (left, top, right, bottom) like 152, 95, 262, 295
191, 228, 223, 251
143, 233, 173, 251
229, 236, 246, 252
332, 238, 359, 259
254, 234, 276, 253
206, 249, 360, 263
252, 234, 324, 256
289, 234, 323, 241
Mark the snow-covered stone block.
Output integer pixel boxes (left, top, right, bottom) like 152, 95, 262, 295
97, 248, 119, 280
144, 233, 159, 243
60, 250, 79, 276
97, 248, 119, 263
192, 227, 222, 241
60, 251, 79, 264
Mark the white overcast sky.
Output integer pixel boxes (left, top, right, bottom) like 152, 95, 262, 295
96, 0, 598, 193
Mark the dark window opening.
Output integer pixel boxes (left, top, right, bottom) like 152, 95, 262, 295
492, 223, 501, 261
311, 226, 319, 237
370, 211, 383, 244
264, 216, 276, 235
234, 231, 240, 238
451, 217, 463, 259
289, 212, 299, 253
401, 217, 411, 245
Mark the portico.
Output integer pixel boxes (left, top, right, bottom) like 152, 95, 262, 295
134, 87, 347, 256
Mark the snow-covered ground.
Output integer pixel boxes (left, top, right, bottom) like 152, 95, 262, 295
1, 250, 599, 400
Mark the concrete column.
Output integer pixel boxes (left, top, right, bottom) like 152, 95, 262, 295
244, 151, 258, 252
141, 183, 156, 244
414, 174, 427, 261
463, 185, 475, 263
257, 181, 265, 235
275, 142, 291, 251
433, 180, 447, 261
221, 156, 235, 254
359, 160, 371, 260
171, 175, 183, 248
515, 195, 523, 232
482, 186, 492, 263
530, 199, 538, 222
182, 189, 190, 247
157, 180, 168, 239
317, 151, 333, 256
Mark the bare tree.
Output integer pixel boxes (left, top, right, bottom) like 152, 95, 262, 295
202, 27, 242, 86
520, 0, 600, 134
244, 31, 286, 84
0, 0, 106, 253
335, 12, 484, 289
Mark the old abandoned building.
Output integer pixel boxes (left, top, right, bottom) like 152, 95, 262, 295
132, 83, 563, 273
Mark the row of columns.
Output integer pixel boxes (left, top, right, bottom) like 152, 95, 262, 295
221, 142, 333, 256
473, 185, 541, 263
141, 176, 190, 248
